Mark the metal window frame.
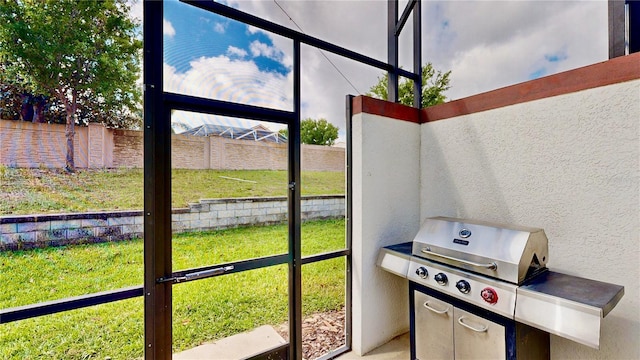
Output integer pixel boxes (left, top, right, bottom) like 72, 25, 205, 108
388, 0, 422, 108
609, 0, 639, 57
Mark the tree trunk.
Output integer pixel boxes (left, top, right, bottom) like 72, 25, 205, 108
64, 90, 77, 172
20, 94, 33, 122
32, 96, 46, 123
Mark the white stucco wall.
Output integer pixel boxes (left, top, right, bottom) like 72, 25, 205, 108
351, 113, 421, 355
420, 79, 640, 359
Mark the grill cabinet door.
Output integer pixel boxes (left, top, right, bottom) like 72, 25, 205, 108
453, 307, 505, 360
414, 292, 454, 360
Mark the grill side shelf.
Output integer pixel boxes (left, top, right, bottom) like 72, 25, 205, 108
515, 271, 624, 349
376, 242, 413, 278
520, 271, 624, 317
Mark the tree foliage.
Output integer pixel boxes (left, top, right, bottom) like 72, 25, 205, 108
367, 63, 451, 108
0, 81, 141, 128
0, 0, 142, 170
0, 82, 22, 120
300, 118, 339, 146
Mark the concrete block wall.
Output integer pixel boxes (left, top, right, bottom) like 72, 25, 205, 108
301, 143, 345, 171
0, 211, 143, 250
0, 120, 345, 171
0, 120, 90, 168
0, 195, 345, 251
214, 137, 288, 170
172, 133, 209, 169
112, 128, 143, 168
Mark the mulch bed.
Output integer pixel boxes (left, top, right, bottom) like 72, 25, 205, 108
275, 307, 346, 360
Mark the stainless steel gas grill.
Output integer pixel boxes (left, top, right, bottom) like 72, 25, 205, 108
377, 217, 624, 360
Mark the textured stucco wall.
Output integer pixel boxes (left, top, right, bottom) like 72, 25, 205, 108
420, 79, 639, 359
351, 113, 421, 355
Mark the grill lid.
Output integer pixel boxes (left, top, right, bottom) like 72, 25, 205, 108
411, 217, 549, 284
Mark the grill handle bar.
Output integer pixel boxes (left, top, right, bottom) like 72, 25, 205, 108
421, 248, 498, 271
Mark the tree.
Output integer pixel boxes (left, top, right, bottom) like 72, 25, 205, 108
300, 118, 339, 146
0, 82, 22, 120
1, 79, 141, 127
367, 63, 451, 108
0, 80, 49, 122
0, 0, 142, 171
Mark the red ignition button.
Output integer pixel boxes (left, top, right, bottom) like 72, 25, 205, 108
481, 287, 498, 304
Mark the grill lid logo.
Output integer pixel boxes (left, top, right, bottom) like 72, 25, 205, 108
459, 229, 471, 238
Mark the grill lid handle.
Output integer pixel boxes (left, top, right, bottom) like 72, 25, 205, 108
421, 248, 498, 271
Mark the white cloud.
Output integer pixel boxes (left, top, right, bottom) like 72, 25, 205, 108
164, 55, 292, 112
163, 19, 176, 37
247, 25, 261, 35
227, 46, 248, 58
249, 40, 284, 61
214, 22, 227, 33
421, 1, 607, 100
164, 56, 293, 131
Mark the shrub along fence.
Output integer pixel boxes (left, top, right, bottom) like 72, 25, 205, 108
0, 195, 345, 251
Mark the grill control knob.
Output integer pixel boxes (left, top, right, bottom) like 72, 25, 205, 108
456, 280, 471, 294
481, 287, 499, 304
415, 267, 428, 279
434, 273, 448, 285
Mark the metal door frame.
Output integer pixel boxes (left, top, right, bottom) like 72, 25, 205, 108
143, 1, 422, 359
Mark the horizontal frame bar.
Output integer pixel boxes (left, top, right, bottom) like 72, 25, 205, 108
167, 253, 290, 284
181, 0, 417, 82
314, 345, 351, 360
1, 250, 349, 324
164, 92, 295, 124
301, 249, 350, 265
0, 286, 143, 324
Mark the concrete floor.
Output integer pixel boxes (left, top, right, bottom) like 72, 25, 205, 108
173, 326, 287, 360
335, 333, 409, 360
173, 326, 409, 360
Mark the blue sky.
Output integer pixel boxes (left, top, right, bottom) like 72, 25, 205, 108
132, 1, 610, 138
163, 0, 289, 76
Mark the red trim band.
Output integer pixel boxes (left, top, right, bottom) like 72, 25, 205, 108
422, 52, 640, 122
352, 53, 640, 123
352, 96, 420, 123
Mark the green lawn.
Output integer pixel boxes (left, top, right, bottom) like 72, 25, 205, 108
0, 167, 345, 215
0, 219, 346, 359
